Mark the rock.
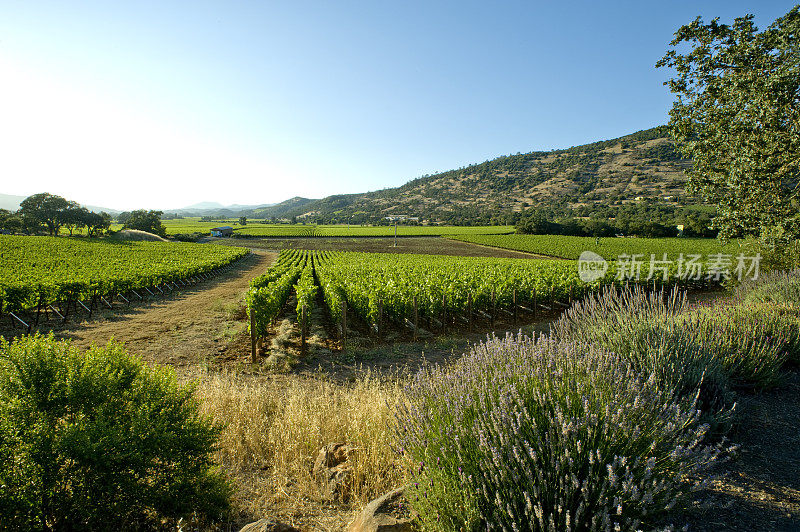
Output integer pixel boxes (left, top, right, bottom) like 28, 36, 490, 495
347, 486, 416, 532
239, 518, 300, 532
312, 442, 356, 501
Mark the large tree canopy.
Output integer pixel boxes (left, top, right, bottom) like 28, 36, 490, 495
657, 6, 800, 242
18, 193, 69, 236
123, 209, 166, 237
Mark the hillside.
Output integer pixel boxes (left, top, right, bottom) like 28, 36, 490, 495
278, 126, 693, 224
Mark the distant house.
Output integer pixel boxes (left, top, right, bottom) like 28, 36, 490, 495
210, 226, 233, 237
384, 215, 419, 222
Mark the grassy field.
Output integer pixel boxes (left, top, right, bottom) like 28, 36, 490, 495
235, 224, 515, 237
447, 233, 736, 261
158, 218, 515, 237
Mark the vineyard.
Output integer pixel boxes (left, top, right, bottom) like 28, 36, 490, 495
447, 233, 733, 260
245, 249, 722, 349
0, 235, 250, 316
234, 224, 515, 237
159, 218, 515, 237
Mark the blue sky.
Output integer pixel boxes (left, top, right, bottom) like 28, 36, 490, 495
0, 1, 794, 210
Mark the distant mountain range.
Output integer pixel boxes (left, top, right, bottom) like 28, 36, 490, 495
0, 194, 27, 211
165, 201, 276, 216
2, 126, 694, 224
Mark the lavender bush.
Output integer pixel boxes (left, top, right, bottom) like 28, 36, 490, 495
551, 287, 733, 417
689, 301, 792, 385
396, 334, 720, 531
735, 269, 800, 364
554, 284, 793, 413
736, 268, 800, 307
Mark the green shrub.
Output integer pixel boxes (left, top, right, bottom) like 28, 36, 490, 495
396, 334, 721, 531
172, 231, 207, 242
687, 301, 792, 385
734, 269, 800, 364
736, 268, 800, 308
0, 334, 230, 531
551, 287, 734, 419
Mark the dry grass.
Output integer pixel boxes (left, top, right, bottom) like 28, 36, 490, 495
196, 370, 407, 528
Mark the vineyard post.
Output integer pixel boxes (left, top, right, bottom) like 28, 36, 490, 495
468, 292, 473, 333
491, 290, 496, 328
341, 300, 347, 349
250, 311, 257, 363
301, 305, 307, 353
513, 289, 517, 327
413, 296, 418, 341
441, 293, 446, 334
377, 299, 383, 338
34, 297, 42, 326
569, 284, 573, 305
532, 288, 537, 319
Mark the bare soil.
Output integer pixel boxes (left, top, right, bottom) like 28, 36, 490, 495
678, 370, 800, 530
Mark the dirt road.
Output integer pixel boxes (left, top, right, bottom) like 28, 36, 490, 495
53, 251, 276, 369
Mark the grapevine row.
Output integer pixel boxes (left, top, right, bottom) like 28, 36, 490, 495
246, 250, 309, 337
0, 236, 250, 315
247, 249, 718, 348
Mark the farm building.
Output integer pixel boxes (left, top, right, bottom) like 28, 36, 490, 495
210, 226, 233, 237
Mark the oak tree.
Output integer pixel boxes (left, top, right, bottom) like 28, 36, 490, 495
657, 7, 800, 242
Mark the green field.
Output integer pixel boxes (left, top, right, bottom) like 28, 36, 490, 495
0, 235, 249, 312
447, 234, 733, 261
158, 219, 515, 237
159, 218, 239, 235
234, 224, 515, 237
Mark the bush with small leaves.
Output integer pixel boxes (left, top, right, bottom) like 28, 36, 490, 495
0, 334, 230, 531
396, 334, 721, 531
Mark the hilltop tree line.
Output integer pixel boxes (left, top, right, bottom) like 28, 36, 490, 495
516, 202, 716, 238
0, 193, 168, 237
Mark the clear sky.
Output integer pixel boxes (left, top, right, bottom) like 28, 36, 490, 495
0, 1, 794, 211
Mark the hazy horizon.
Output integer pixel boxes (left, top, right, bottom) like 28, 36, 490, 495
0, 1, 790, 211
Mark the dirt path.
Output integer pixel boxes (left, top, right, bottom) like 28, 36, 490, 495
680, 371, 800, 530
53, 250, 276, 369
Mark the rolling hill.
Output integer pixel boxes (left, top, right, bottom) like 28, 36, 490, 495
272, 126, 693, 224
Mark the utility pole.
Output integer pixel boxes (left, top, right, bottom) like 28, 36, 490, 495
394, 221, 398, 247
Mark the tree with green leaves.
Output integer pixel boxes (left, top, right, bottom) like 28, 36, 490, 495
657, 6, 800, 242
61, 201, 89, 236
18, 193, 69, 236
123, 209, 166, 237
0, 209, 23, 234
85, 211, 112, 237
